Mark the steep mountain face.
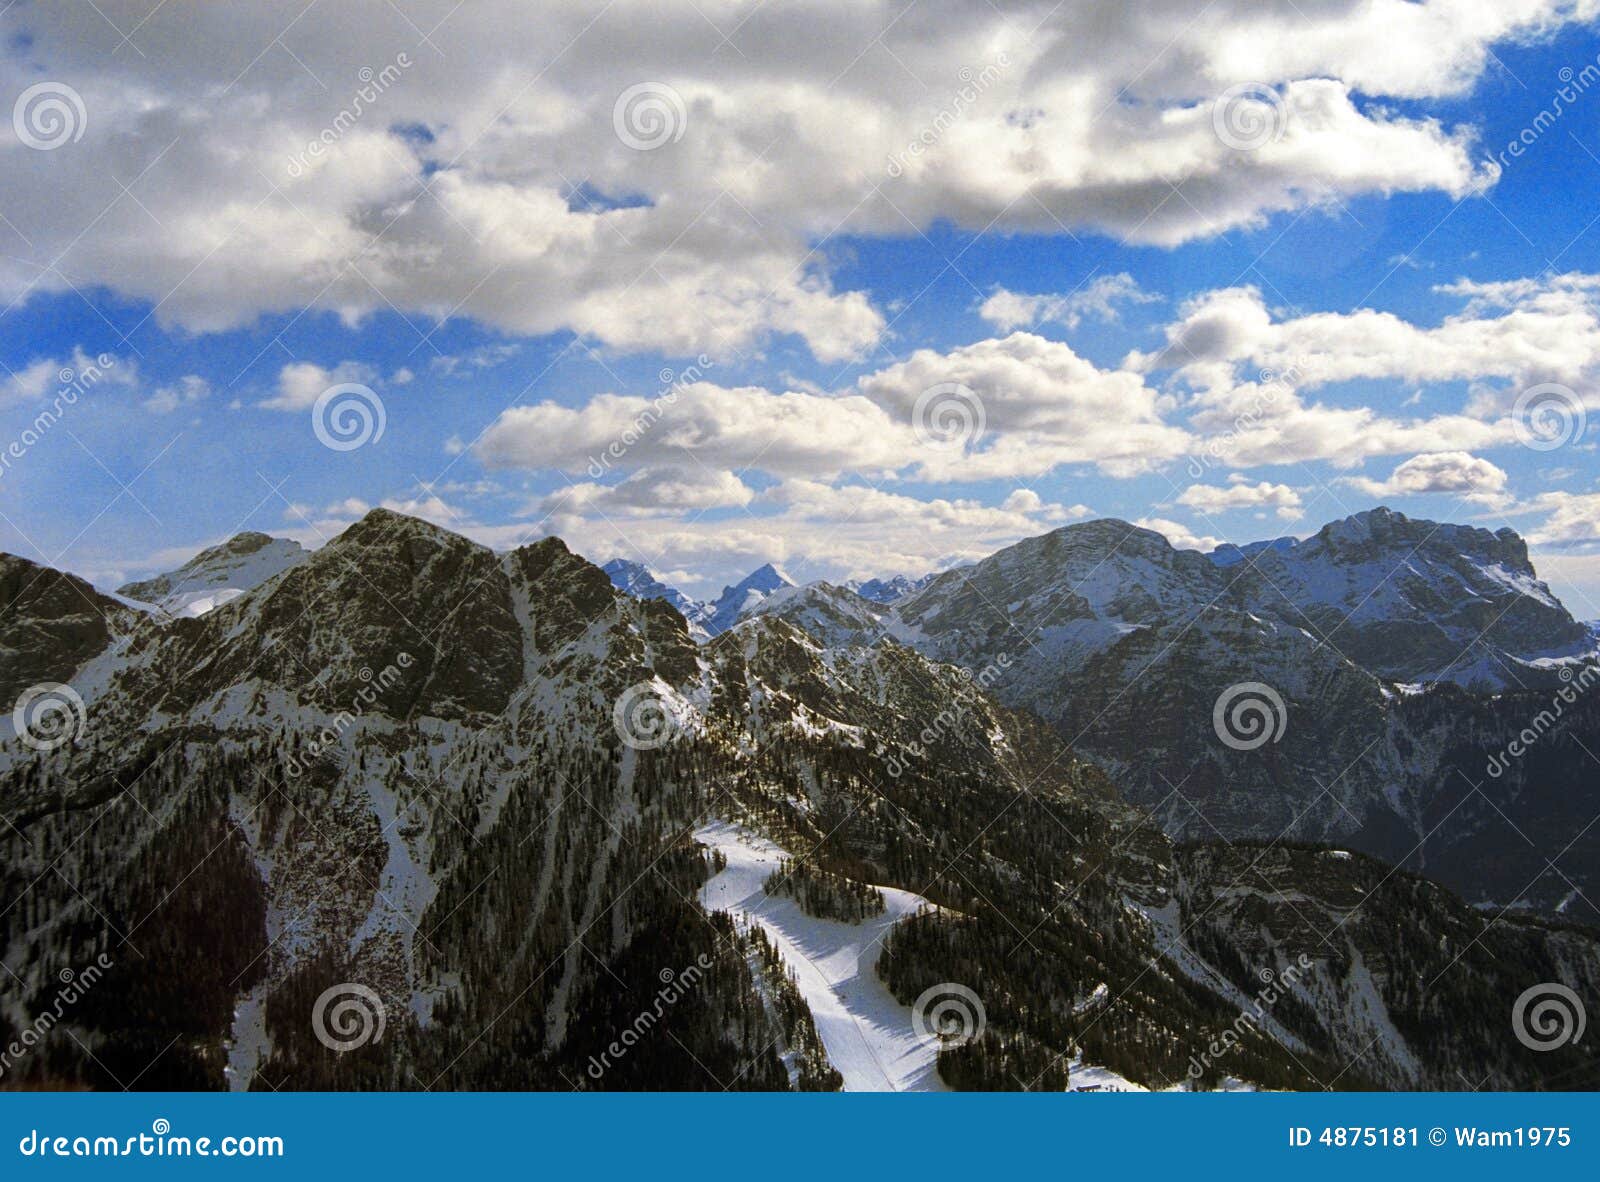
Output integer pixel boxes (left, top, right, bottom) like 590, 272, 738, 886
3, 509, 1596, 1094
814, 513, 1600, 925
880, 517, 1384, 828
0, 553, 138, 702
704, 563, 795, 635
601, 558, 711, 639
1235, 508, 1591, 687
116, 531, 308, 617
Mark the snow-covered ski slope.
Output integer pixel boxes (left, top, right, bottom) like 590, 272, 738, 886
696, 820, 946, 1092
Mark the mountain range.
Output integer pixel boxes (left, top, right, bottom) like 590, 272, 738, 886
1, 505, 1596, 1093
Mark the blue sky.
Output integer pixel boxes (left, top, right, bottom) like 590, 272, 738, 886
1, 1, 1598, 610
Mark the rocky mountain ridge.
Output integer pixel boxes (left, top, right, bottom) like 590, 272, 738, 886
2, 507, 1595, 1092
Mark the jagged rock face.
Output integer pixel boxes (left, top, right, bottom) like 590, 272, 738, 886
0, 508, 1164, 1092
0, 553, 132, 701
702, 616, 1047, 786
117, 531, 308, 617
1376, 681, 1600, 920
899, 519, 1225, 653
779, 512, 1600, 924
880, 519, 1386, 836
1236, 508, 1590, 686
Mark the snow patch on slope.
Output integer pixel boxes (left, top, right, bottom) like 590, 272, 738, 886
696, 819, 946, 1092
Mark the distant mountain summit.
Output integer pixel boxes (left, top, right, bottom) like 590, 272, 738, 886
704, 562, 795, 635
116, 531, 308, 617
1233, 506, 1590, 685
848, 573, 934, 603
601, 557, 932, 635
601, 558, 710, 638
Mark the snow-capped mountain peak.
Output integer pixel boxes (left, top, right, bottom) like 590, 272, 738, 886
704, 561, 798, 635
116, 530, 308, 617
1230, 506, 1589, 685
600, 557, 710, 637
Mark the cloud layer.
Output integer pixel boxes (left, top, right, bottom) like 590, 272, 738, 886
3, 0, 1590, 360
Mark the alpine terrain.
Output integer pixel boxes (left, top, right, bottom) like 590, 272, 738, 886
1, 506, 1596, 1093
